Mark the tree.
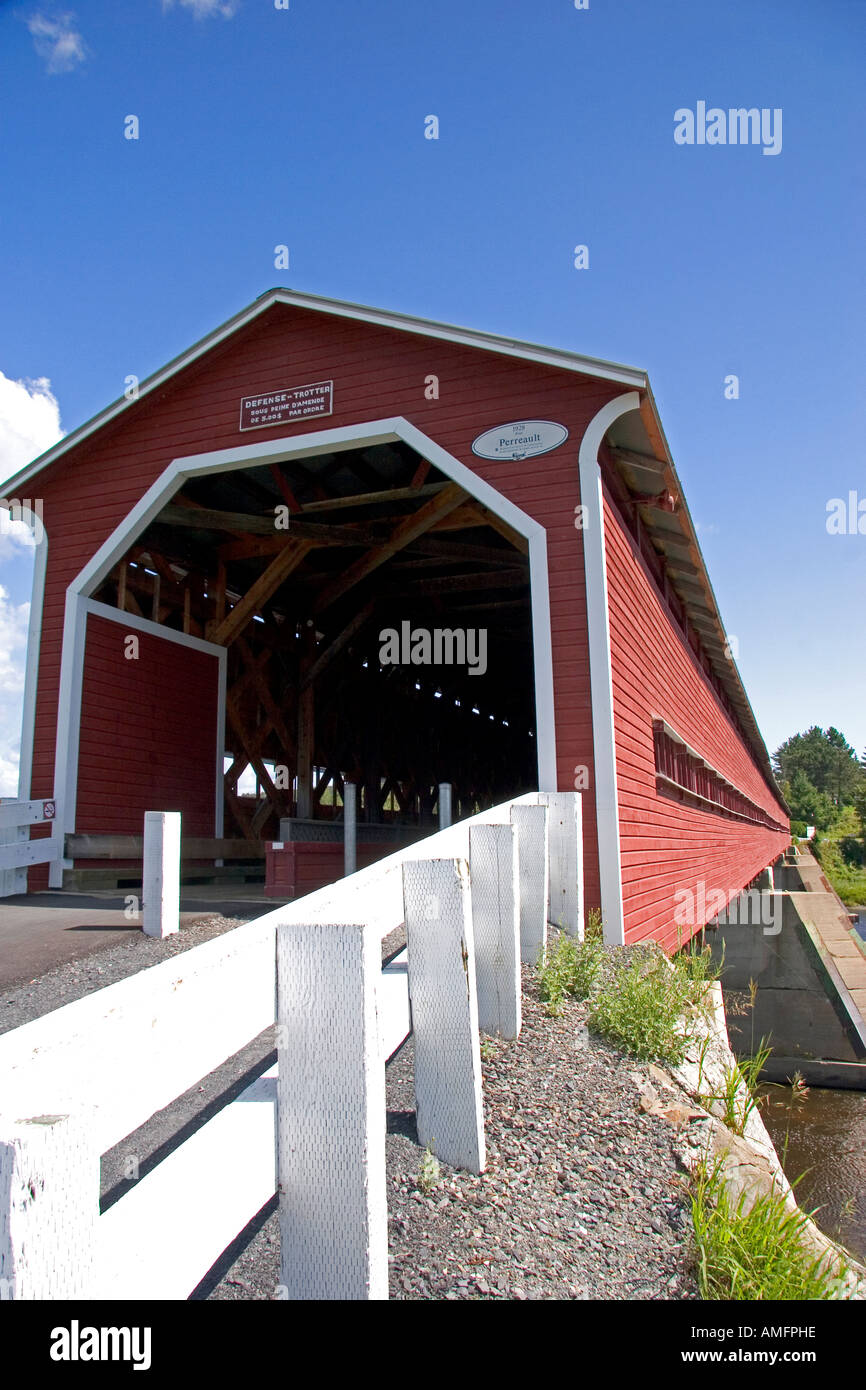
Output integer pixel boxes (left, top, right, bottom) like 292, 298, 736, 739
774, 726, 863, 807
783, 771, 840, 831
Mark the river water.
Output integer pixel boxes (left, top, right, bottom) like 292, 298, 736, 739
757, 1082, 866, 1263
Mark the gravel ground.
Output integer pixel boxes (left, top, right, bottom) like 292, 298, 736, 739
0, 915, 700, 1301
207, 949, 700, 1302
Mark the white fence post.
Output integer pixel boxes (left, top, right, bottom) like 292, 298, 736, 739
0, 798, 58, 898
276, 921, 388, 1301
469, 824, 521, 1040
438, 782, 452, 829
143, 811, 180, 938
343, 781, 357, 877
538, 792, 583, 938
0, 1113, 98, 1299
402, 857, 485, 1174
511, 803, 550, 965
0, 818, 26, 898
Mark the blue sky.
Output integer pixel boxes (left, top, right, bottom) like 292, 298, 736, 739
0, 0, 864, 793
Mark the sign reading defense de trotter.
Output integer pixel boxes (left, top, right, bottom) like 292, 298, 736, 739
471, 419, 568, 462
239, 380, 333, 432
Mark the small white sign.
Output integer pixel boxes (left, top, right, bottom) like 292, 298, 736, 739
471, 419, 568, 462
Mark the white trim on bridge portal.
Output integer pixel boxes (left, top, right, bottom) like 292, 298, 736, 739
46, 419, 556, 882
578, 391, 642, 946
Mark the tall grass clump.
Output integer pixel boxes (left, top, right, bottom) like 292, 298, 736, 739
699, 1040, 773, 1136
537, 924, 604, 1017
587, 940, 720, 1065
690, 1158, 850, 1300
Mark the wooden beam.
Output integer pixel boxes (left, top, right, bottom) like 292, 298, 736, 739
386, 567, 527, 596
236, 636, 297, 762
270, 463, 302, 514
609, 445, 667, 473
410, 458, 431, 488
216, 518, 384, 562
296, 626, 316, 817
160, 504, 281, 536
430, 502, 530, 555
286, 460, 332, 503
211, 539, 314, 647
301, 600, 376, 690
66, 835, 265, 860
225, 693, 286, 820
298, 482, 446, 514
213, 560, 226, 630
312, 482, 467, 614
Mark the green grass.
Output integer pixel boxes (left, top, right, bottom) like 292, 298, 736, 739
699, 1039, 773, 1136
537, 929, 604, 1016
690, 1157, 851, 1300
586, 939, 721, 1065
537, 924, 721, 1062
417, 1143, 441, 1193
812, 833, 866, 906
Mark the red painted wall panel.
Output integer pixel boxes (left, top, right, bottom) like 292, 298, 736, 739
75, 615, 219, 840
602, 490, 788, 948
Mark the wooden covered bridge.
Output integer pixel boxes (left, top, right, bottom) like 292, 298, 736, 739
4, 289, 789, 945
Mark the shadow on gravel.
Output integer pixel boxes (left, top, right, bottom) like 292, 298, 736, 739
387, 1109, 418, 1142
189, 1196, 278, 1301
65, 924, 140, 933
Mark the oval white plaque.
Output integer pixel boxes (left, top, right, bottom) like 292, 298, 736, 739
471, 419, 569, 462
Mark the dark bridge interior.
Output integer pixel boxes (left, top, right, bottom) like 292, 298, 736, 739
90, 440, 539, 838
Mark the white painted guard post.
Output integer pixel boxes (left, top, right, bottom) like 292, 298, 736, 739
343, 780, 357, 877
402, 857, 485, 1174
538, 792, 583, 938
0, 1113, 97, 1299
511, 803, 550, 965
468, 824, 521, 1040
276, 920, 388, 1300
438, 781, 452, 829
142, 811, 180, 938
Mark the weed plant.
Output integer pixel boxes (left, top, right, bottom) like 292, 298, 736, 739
690, 1158, 850, 1300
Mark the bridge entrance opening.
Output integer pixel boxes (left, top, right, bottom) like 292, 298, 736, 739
89, 437, 540, 853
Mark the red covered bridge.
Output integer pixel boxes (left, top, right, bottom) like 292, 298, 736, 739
5, 289, 789, 946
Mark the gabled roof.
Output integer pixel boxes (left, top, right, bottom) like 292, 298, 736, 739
2, 287, 648, 495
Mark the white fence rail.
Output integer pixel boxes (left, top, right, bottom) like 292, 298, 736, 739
0, 790, 583, 1301
0, 799, 58, 897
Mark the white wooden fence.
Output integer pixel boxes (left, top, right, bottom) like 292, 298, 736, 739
0, 799, 58, 897
0, 790, 583, 1301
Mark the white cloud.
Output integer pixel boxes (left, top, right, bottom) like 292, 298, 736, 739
162, 0, 240, 18
0, 516, 38, 564
0, 584, 31, 797
0, 372, 64, 491
27, 12, 88, 73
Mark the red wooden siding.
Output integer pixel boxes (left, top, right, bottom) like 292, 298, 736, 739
603, 490, 788, 948
26, 303, 618, 897
265, 841, 398, 898
75, 615, 219, 840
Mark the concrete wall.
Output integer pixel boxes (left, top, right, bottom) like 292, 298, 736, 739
711, 892, 865, 1063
